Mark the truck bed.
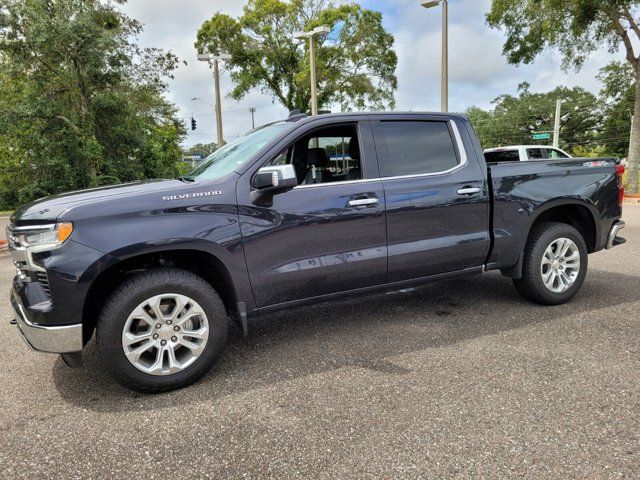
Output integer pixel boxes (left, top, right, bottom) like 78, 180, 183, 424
485, 158, 622, 272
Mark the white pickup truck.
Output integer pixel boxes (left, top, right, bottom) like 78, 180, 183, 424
484, 145, 572, 163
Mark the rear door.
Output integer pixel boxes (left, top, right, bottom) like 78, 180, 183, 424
237, 118, 388, 308
371, 115, 490, 282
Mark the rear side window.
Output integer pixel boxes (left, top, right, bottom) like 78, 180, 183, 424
547, 148, 569, 159
485, 150, 520, 163
376, 121, 458, 177
527, 148, 544, 160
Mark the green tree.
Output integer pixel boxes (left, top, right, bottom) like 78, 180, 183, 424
468, 83, 602, 151
184, 143, 219, 159
195, 0, 397, 112
487, 0, 640, 192
598, 61, 636, 159
0, 0, 185, 209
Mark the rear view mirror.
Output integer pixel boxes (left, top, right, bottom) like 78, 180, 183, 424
253, 164, 298, 193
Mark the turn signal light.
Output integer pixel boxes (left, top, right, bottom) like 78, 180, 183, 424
57, 222, 74, 243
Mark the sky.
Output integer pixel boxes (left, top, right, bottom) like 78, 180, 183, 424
120, 0, 630, 148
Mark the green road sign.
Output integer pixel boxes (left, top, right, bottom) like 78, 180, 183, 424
532, 133, 551, 140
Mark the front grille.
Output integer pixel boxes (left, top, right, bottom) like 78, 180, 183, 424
35, 271, 51, 298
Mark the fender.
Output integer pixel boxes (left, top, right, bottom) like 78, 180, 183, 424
526, 197, 601, 246
498, 197, 600, 279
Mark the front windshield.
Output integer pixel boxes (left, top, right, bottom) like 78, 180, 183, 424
187, 123, 290, 180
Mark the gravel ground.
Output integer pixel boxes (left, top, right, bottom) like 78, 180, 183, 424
1, 207, 639, 479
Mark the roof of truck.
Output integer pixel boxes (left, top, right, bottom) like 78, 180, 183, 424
286, 111, 469, 123
485, 145, 564, 152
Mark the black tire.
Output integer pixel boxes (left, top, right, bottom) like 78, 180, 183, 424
96, 268, 228, 393
513, 222, 588, 305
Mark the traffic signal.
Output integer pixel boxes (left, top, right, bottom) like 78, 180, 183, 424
191, 117, 196, 131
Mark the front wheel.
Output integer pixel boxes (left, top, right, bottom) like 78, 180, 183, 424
513, 222, 588, 305
96, 269, 228, 393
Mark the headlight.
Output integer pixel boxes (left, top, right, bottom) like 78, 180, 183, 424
10, 222, 74, 250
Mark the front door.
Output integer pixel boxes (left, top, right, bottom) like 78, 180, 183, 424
371, 115, 491, 282
237, 120, 388, 308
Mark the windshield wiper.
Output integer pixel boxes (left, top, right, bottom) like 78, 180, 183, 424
178, 176, 195, 183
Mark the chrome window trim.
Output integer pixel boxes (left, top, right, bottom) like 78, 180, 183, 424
294, 177, 380, 189
293, 119, 469, 189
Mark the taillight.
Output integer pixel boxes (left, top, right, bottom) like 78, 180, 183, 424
616, 164, 625, 207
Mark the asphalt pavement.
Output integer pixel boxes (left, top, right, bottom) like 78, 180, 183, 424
1, 207, 639, 478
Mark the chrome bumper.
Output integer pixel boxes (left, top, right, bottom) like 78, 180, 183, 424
11, 295, 83, 353
605, 220, 626, 249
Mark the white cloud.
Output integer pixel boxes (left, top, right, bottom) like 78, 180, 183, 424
121, 0, 629, 147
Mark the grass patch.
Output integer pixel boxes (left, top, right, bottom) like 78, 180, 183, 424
0, 210, 13, 217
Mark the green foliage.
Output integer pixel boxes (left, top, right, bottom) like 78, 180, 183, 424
598, 61, 636, 158
486, 0, 640, 191
570, 144, 610, 158
0, 0, 186, 209
486, 0, 638, 69
183, 143, 218, 159
468, 83, 602, 150
195, 0, 397, 112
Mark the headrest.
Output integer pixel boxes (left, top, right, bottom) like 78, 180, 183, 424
307, 148, 329, 167
348, 137, 360, 160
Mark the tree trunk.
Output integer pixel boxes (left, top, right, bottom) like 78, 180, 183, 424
627, 64, 640, 194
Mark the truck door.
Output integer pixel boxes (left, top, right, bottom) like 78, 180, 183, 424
371, 115, 490, 282
236, 120, 388, 308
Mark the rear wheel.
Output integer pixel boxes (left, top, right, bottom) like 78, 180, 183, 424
96, 269, 228, 393
513, 222, 588, 305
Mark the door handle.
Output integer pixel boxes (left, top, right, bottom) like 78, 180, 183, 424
457, 187, 482, 196
348, 198, 379, 207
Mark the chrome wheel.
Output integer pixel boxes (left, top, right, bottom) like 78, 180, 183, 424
540, 238, 581, 293
121, 293, 209, 376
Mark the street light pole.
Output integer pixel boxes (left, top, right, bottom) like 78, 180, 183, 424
293, 26, 331, 115
421, 0, 448, 112
197, 52, 232, 148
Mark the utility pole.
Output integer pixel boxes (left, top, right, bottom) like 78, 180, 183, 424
213, 59, 224, 148
293, 26, 331, 115
553, 98, 562, 148
249, 107, 256, 130
197, 52, 232, 148
309, 35, 318, 115
421, 0, 448, 112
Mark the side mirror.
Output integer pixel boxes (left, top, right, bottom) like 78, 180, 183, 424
253, 164, 298, 193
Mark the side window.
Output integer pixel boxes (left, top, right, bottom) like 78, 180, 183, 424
269, 149, 291, 166
547, 148, 569, 159
377, 121, 458, 177
527, 148, 544, 160
264, 124, 362, 185
485, 150, 520, 163
307, 136, 355, 179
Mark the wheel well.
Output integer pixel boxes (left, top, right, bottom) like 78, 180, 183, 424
531, 204, 596, 252
82, 250, 237, 343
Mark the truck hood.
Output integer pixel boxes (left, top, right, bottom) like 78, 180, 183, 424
11, 179, 192, 224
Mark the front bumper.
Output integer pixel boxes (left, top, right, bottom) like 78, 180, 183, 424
11, 293, 83, 353
605, 220, 626, 249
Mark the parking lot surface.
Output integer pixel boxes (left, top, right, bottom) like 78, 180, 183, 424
1, 207, 639, 478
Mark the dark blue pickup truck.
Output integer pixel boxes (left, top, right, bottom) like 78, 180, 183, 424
7, 112, 626, 392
